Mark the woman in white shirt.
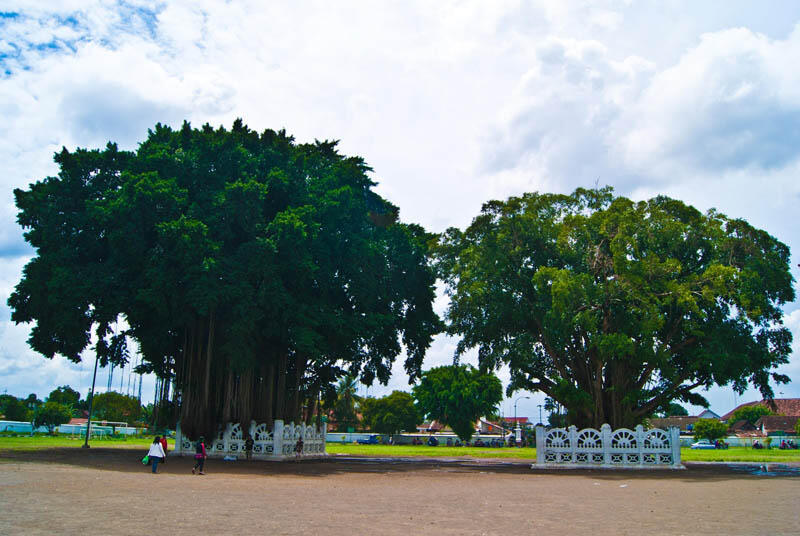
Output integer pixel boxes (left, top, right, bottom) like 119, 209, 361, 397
147, 436, 166, 473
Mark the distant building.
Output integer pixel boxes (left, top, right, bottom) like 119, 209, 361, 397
728, 419, 759, 436
476, 417, 513, 435
721, 398, 800, 421
648, 416, 699, 433
416, 420, 447, 433
753, 415, 800, 436
696, 409, 721, 420
502, 417, 531, 429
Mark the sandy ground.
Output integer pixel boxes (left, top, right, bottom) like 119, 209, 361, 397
1, 449, 798, 535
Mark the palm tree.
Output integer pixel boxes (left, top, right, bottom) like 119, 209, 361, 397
333, 374, 360, 431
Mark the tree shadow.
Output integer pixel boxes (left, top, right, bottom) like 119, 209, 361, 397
1, 448, 798, 481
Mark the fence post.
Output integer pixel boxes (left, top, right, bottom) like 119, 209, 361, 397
670, 426, 681, 467
175, 421, 183, 455
273, 420, 284, 458
223, 422, 233, 454
535, 425, 545, 465
636, 425, 645, 466
322, 422, 328, 455
601, 423, 612, 466
568, 425, 577, 463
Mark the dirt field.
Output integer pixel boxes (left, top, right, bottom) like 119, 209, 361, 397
1, 448, 798, 535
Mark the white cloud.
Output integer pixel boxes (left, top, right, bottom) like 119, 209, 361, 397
617, 27, 800, 176
1, 1, 799, 419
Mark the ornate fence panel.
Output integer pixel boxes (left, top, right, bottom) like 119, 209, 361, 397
176, 419, 326, 460
535, 424, 681, 469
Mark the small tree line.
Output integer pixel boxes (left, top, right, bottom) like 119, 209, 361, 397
325, 365, 503, 443
0, 385, 156, 433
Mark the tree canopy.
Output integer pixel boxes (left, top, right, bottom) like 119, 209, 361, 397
361, 391, 420, 435
33, 401, 72, 433
727, 404, 774, 425
692, 418, 728, 442
331, 374, 360, 431
92, 391, 141, 423
412, 365, 502, 442
0, 395, 31, 421
657, 403, 689, 418
47, 385, 82, 412
437, 187, 794, 428
9, 120, 441, 439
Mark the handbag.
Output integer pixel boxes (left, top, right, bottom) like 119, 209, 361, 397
141, 455, 149, 465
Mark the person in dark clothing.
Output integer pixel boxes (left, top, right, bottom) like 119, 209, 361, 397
244, 434, 254, 461
192, 437, 207, 474
294, 435, 304, 461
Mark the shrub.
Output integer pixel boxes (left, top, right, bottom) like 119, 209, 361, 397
693, 418, 728, 441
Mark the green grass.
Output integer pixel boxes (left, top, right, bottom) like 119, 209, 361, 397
2, 436, 798, 463
326, 443, 537, 459
680, 446, 800, 463
0, 434, 154, 451
328, 443, 800, 463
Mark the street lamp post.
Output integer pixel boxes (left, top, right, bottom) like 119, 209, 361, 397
513, 395, 530, 446
83, 354, 100, 449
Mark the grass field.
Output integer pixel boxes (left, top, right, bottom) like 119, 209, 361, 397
680, 446, 800, 462
2, 436, 799, 463
327, 443, 800, 462
326, 443, 538, 459
0, 434, 154, 451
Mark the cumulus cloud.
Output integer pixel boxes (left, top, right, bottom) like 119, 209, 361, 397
618, 27, 800, 175
1, 1, 799, 418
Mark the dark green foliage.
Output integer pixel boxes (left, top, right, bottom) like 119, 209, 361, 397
728, 404, 774, 425
361, 391, 421, 435
23, 394, 42, 410
332, 374, 360, 431
547, 412, 568, 428
412, 365, 503, 442
693, 418, 728, 441
437, 188, 795, 428
92, 391, 141, 423
33, 401, 72, 433
9, 120, 440, 439
47, 386, 83, 415
0, 395, 31, 421
658, 403, 689, 417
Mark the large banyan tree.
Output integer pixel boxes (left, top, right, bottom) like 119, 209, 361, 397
436, 187, 794, 429
9, 120, 441, 439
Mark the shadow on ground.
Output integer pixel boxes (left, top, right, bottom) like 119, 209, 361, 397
1, 447, 798, 481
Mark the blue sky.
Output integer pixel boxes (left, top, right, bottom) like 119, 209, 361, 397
2, 1, 800, 420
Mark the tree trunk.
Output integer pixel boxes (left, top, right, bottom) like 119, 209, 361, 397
274, 351, 288, 420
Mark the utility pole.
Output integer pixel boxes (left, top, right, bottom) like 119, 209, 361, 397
514, 395, 530, 446
83, 354, 100, 448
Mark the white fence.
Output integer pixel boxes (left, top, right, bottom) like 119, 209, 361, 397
175, 420, 326, 460
535, 424, 682, 469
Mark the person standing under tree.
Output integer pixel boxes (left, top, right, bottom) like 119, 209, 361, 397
147, 436, 166, 474
192, 436, 207, 475
159, 435, 168, 464
294, 435, 303, 461
244, 434, 254, 461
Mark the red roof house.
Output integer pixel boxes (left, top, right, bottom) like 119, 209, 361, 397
754, 415, 800, 436
721, 399, 800, 420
